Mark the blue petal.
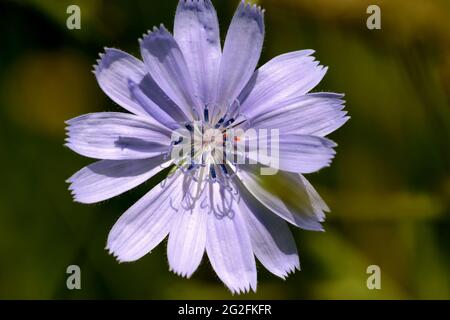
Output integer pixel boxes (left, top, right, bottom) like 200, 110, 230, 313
251, 93, 349, 137
140, 26, 200, 120
167, 186, 208, 278
238, 181, 300, 279
174, 0, 221, 105
205, 182, 257, 294
244, 134, 336, 174
239, 50, 327, 119
107, 171, 186, 262
215, 1, 265, 108
237, 168, 326, 231
128, 79, 181, 131
94, 48, 152, 118
68, 155, 171, 204
65, 112, 171, 160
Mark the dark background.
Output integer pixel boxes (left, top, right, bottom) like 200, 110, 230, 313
0, 0, 449, 299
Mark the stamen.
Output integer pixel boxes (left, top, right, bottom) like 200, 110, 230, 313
201, 152, 206, 166
223, 118, 235, 127
215, 116, 225, 128
219, 164, 228, 175
185, 123, 194, 132
173, 136, 183, 145
210, 166, 217, 180
204, 106, 209, 123
174, 101, 249, 187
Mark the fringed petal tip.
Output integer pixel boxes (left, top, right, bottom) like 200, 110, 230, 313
240, 0, 265, 15
64, 116, 79, 126
315, 225, 326, 232
66, 183, 94, 204
105, 245, 127, 264
333, 92, 346, 99
138, 24, 169, 45
63, 141, 72, 150
69, 192, 103, 205
178, 0, 213, 7
91, 47, 121, 74
64, 138, 74, 148
169, 267, 195, 279
237, 1, 265, 32
321, 137, 338, 149
306, 64, 328, 82
278, 261, 301, 280
71, 195, 85, 205
337, 116, 351, 130
228, 282, 257, 295
318, 65, 328, 78
65, 112, 97, 126
106, 241, 150, 264
302, 49, 316, 56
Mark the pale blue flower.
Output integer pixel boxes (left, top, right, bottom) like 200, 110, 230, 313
66, 0, 348, 294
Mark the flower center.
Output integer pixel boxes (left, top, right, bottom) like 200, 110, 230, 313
168, 102, 249, 185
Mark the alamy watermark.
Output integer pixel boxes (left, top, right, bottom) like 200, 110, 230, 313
66, 265, 81, 290
66, 5, 81, 30
366, 265, 381, 290
366, 5, 381, 30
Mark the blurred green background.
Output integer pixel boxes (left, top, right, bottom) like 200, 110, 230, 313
0, 0, 449, 299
